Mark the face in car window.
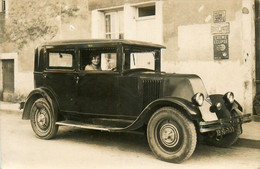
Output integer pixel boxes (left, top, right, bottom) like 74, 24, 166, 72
81, 48, 117, 71
85, 53, 101, 71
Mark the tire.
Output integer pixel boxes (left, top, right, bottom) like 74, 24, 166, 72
30, 98, 58, 139
147, 107, 197, 163
204, 124, 241, 148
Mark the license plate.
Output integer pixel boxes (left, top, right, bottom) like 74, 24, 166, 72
216, 126, 235, 136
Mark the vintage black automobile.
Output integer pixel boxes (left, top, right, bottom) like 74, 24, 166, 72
21, 39, 251, 163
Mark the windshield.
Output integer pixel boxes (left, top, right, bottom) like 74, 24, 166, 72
123, 47, 160, 71
130, 52, 155, 69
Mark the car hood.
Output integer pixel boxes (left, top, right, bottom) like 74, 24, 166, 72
125, 70, 208, 101
124, 70, 218, 121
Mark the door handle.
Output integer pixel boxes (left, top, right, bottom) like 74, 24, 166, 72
75, 76, 79, 84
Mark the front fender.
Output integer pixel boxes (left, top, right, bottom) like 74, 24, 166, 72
22, 87, 59, 120
209, 94, 243, 119
120, 97, 202, 131
150, 97, 202, 118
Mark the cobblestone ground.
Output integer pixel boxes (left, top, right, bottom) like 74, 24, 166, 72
1, 110, 260, 169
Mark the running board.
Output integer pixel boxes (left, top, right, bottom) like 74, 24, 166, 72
56, 120, 124, 132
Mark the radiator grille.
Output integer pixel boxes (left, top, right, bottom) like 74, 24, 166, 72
142, 80, 162, 107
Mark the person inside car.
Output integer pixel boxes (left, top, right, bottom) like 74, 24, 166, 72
85, 52, 101, 70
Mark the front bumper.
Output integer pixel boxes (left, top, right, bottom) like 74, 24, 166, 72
199, 112, 251, 135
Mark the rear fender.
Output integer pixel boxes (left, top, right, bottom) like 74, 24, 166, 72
123, 97, 202, 131
22, 87, 59, 120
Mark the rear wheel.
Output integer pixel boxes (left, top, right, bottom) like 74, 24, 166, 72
30, 98, 58, 139
147, 107, 197, 163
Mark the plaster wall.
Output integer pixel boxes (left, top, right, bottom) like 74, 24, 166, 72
1, 0, 90, 99
162, 0, 255, 113
59, 0, 90, 40
91, 1, 163, 44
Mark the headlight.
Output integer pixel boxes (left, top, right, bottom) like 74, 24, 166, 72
192, 93, 204, 106
223, 92, 234, 104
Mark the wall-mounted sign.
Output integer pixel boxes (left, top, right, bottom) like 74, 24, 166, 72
213, 35, 229, 60
211, 22, 230, 35
213, 10, 226, 23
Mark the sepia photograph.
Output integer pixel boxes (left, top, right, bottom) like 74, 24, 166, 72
0, 0, 260, 168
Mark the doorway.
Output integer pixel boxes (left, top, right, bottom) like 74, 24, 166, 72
2, 59, 14, 101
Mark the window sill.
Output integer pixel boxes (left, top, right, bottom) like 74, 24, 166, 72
135, 15, 156, 21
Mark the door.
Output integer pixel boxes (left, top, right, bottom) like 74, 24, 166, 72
78, 72, 119, 115
256, 0, 260, 93
44, 48, 77, 112
77, 48, 119, 116
2, 59, 14, 101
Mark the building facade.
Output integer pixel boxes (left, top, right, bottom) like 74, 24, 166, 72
0, 0, 258, 115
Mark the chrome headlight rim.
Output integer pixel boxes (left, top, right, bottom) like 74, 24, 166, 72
223, 92, 235, 104
192, 92, 205, 106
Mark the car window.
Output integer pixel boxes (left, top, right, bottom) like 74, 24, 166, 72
49, 52, 73, 67
101, 53, 117, 70
130, 52, 155, 70
80, 48, 117, 71
124, 47, 156, 71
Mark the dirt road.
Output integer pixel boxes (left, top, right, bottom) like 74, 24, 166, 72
1, 110, 260, 169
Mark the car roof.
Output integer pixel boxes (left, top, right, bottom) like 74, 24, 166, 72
43, 39, 165, 49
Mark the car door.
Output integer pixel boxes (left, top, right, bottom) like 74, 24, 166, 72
77, 48, 120, 116
77, 71, 120, 115
44, 47, 78, 112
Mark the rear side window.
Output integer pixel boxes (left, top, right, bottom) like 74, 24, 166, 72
49, 52, 73, 67
47, 49, 74, 69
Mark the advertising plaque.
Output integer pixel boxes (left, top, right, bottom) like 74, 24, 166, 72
213, 35, 229, 60
211, 22, 230, 35
213, 10, 226, 23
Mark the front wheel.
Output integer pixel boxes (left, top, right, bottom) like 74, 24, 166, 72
147, 107, 197, 163
30, 98, 58, 139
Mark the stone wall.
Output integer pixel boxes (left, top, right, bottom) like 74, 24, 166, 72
162, 0, 255, 113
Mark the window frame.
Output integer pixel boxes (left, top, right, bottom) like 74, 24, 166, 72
104, 10, 124, 39
78, 45, 121, 73
122, 45, 161, 72
137, 5, 156, 18
105, 14, 112, 39
133, 2, 156, 21
45, 47, 76, 71
0, 0, 6, 13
